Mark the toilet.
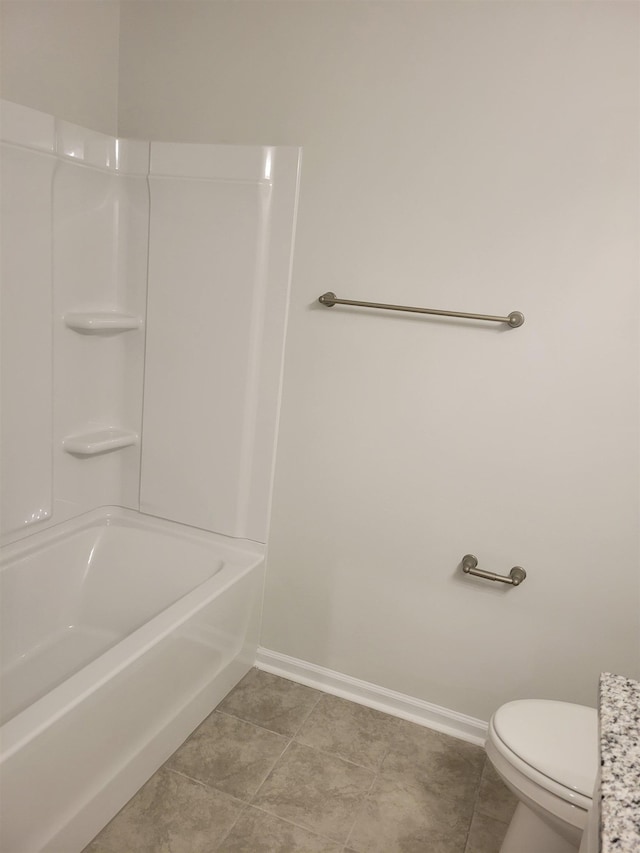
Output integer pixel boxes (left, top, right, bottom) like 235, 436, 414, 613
485, 699, 598, 853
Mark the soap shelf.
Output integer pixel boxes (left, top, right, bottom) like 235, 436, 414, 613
64, 312, 142, 333
63, 427, 139, 456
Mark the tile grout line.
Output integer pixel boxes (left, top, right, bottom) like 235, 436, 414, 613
164, 765, 245, 800
220, 690, 390, 773
197, 718, 298, 850
290, 738, 386, 772
235, 687, 381, 850
342, 744, 391, 852
462, 754, 488, 853
164, 719, 294, 852
249, 802, 350, 847
241, 733, 357, 845
290, 689, 325, 738
162, 767, 255, 853
343, 767, 380, 852
164, 709, 291, 797
214, 706, 299, 738
214, 685, 324, 740
212, 800, 254, 853
246, 735, 296, 805
169, 681, 326, 848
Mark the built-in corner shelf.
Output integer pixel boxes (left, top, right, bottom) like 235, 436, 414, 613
64, 312, 142, 334
63, 427, 139, 456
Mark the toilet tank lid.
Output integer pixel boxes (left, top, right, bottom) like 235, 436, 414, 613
492, 700, 598, 798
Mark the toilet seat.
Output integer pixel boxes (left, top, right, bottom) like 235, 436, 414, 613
489, 700, 598, 812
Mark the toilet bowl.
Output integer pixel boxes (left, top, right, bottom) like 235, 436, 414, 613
485, 700, 598, 853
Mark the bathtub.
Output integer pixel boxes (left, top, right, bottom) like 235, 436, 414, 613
0, 506, 265, 853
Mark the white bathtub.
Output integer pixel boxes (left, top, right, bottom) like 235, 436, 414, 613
0, 507, 265, 853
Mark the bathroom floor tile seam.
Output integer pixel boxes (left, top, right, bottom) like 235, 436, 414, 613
216, 703, 404, 774
228, 799, 355, 852
85, 669, 515, 853
218, 685, 324, 740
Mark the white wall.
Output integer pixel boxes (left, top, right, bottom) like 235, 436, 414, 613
0, 0, 120, 136
119, 1, 640, 722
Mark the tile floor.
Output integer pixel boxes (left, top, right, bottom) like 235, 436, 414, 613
84, 669, 517, 853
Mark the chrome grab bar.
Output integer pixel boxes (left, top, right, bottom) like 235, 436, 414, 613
461, 554, 527, 586
318, 292, 524, 328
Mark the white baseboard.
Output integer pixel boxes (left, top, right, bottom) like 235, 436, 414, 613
255, 647, 488, 746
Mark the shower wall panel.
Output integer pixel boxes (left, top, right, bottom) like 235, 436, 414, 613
52, 128, 148, 522
0, 100, 149, 544
1, 99, 300, 547
140, 144, 300, 542
0, 103, 56, 537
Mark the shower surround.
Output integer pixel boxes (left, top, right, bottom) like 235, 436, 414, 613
0, 99, 300, 852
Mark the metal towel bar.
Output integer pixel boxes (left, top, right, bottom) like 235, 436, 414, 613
461, 554, 527, 586
318, 291, 524, 328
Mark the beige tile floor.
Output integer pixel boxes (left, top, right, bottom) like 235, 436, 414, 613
84, 669, 517, 853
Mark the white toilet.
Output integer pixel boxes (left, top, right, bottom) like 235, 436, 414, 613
485, 699, 598, 853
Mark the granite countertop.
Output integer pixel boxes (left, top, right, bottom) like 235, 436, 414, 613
599, 673, 640, 852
